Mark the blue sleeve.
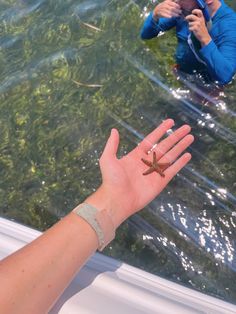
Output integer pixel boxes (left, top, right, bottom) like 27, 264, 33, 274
199, 30, 236, 85
140, 12, 177, 40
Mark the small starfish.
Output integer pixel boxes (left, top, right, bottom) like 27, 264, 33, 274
141, 151, 170, 177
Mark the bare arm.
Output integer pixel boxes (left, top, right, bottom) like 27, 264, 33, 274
0, 212, 99, 314
0, 119, 194, 314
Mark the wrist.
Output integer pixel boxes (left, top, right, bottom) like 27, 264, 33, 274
200, 34, 211, 47
152, 9, 159, 21
85, 185, 125, 230
72, 202, 115, 251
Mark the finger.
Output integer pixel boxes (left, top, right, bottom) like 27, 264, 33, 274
188, 23, 196, 30
168, 2, 181, 10
165, 0, 176, 4
100, 128, 120, 160
164, 153, 192, 182
170, 8, 182, 16
188, 24, 197, 32
154, 124, 191, 160
185, 14, 199, 22
165, 4, 181, 15
162, 13, 172, 18
192, 9, 203, 18
162, 9, 174, 18
139, 119, 175, 153
159, 134, 194, 164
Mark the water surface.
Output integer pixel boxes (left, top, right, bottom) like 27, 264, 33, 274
0, 0, 236, 304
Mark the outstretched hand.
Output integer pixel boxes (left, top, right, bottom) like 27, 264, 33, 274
86, 119, 194, 229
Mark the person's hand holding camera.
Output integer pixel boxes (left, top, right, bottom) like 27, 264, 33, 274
153, 0, 182, 21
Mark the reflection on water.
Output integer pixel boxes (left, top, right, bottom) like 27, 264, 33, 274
0, 0, 235, 304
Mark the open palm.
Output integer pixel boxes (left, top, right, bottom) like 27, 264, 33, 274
87, 119, 194, 229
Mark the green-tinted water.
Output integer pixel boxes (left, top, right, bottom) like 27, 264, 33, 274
0, 0, 236, 304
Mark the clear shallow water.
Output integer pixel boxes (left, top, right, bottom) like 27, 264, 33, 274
0, 0, 236, 304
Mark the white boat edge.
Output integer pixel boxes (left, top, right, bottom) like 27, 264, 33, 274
0, 217, 235, 314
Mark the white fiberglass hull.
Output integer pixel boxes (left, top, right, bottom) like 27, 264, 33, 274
0, 217, 235, 314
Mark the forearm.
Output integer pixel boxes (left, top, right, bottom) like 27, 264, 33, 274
199, 34, 211, 48
0, 210, 99, 314
141, 11, 177, 40
0, 122, 193, 313
200, 40, 235, 85
140, 12, 160, 39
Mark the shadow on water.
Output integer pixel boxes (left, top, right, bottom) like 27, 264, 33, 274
0, 0, 235, 305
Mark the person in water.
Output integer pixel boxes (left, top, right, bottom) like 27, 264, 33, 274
140, 0, 236, 85
0, 120, 194, 313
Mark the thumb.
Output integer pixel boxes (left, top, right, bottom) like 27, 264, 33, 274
192, 9, 203, 18
101, 128, 120, 160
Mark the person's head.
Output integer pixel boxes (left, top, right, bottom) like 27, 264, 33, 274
178, 0, 199, 14
178, 0, 217, 17
178, 0, 215, 8
178, 0, 200, 17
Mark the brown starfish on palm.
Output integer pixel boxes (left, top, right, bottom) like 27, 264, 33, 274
141, 151, 170, 177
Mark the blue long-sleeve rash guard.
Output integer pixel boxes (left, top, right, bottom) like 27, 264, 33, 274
140, 1, 236, 85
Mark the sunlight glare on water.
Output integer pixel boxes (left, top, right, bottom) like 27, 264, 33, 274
0, 0, 235, 305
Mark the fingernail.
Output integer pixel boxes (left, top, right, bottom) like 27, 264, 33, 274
182, 124, 191, 131
189, 135, 195, 142
165, 119, 175, 125
185, 153, 192, 160
111, 128, 118, 136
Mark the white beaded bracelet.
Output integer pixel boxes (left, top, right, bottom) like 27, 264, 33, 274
73, 203, 116, 251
